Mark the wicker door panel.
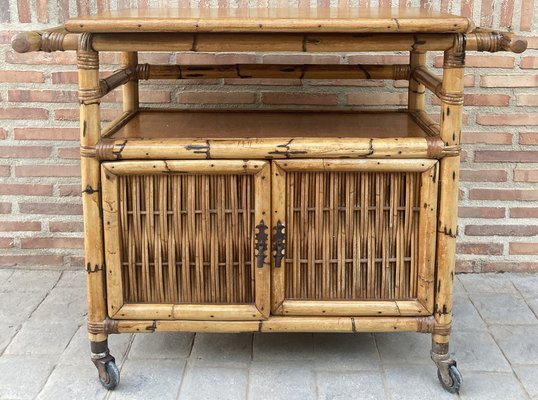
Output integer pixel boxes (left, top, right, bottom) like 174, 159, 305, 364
271, 159, 438, 317
101, 160, 270, 320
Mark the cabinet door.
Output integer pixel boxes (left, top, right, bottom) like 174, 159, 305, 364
101, 160, 270, 320
271, 159, 438, 317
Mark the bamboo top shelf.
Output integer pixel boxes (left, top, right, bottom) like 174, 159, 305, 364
107, 110, 430, 140
64, 7, 474, 34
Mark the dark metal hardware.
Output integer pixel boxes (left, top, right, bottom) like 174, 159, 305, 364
255, 220, 268, 268
273, 220, 286, 268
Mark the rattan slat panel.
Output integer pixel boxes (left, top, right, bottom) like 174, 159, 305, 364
284, 171, 421, 301
118, 174, 256, 304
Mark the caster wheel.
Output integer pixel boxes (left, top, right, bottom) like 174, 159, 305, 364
99, 361, 120, 390
437, 363, 462, 394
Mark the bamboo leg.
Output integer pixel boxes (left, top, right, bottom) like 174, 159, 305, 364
408, 51, 426, 113
431, 34, 465, 394
121, 52, 139, 113
79, 34, 119, 390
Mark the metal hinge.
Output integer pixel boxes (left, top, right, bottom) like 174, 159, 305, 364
255, 220, 268, 268
273, 221, 286, 268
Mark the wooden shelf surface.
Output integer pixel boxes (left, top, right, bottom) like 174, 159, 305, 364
65, 7, 473, 34
108, 110, 429, 140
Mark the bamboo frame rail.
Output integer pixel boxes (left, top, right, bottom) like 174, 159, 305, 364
411, 66, 464, 105
94, 136, 449, 161
95, 316, 447, 334
12, 30, 527, 54
136, 63, 411, 81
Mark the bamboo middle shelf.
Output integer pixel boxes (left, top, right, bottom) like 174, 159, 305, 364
12, 5, 527, 394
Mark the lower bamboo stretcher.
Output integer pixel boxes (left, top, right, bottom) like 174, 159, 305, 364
101, 315, 440, 334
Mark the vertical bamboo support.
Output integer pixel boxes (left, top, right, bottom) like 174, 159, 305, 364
121, 52, 139, 113
78, 34, 107, 342
432, 34, 465, 382
408, 51, 426, 112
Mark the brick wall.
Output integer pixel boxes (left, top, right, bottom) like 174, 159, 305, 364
0, 0, 536, 272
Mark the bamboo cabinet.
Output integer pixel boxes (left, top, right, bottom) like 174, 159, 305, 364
12, 7, 527, 393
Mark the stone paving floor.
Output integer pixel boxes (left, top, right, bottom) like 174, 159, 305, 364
0, 269, 537, 400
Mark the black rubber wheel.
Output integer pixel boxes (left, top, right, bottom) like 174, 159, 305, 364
99, 361, 120, 390
437, 363, 462, 394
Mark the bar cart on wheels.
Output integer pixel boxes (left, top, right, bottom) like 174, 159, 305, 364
12, 7, 526, 393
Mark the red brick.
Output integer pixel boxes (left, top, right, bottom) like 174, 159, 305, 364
0, 238, 14, 248
0, 71, 44, 83
475, 150, 538, 162
100, 52, 170, 65
514, 170, 538, 182
458, 207, 505, 218
15, 165, 80, 177
17, 0, 31, 22
455, 261, 476, 273
434, 55, 515, 68
49, 221, 84, 232
14, 127, 79, 141
347, 92, 407, 106
0, 202, 11, 213
460, 169, 508, 182
58, 147, 81, 159
175, 53, 217, 64
0, 165, 9, 177
0, 128, 5, 139
482, 262, 538, 273
311, 79, 386, 87
262, 92, 337, 105
54, 108, 118, 122
521, 56, 538, 69
480, 75, 538, 87
223, 78, 302, 86
20, 237, 84, 249
0, 184, 52, 196
6, 51, 77, 65
0, 221, 41, 232
347, 55, 408, 64
461, 131, 513, 145
469, 188, 538, 201
51, 71, 78, 84
0, 108, 48, 120
510, 208, 538, 218
509, 243, 538, 255
476, 114, 538, 126
102, 90, 171, 104
520, 132, 538, 145
8, 90, 78, 103
517, 94, 538, 106
176, 91, 256, 104
457, 243, 503, 255
19, 203, 82, 215
0, 146, 51, 158
465, 225, 538, 236
463, 94, 510, 106
0, 255, 64, 267
59, 185, 82, 197
0, 1, 10, 23
263, 54, 341, 64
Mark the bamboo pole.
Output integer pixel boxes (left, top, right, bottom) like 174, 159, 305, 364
279, 299, 429, 316
11, 31, 527, 54
78, 34, 107, 344
95, 137, 445, 161
408, 51, 426, 113
433, 35, 465, 347
113, 315, 437, 333
121, 52, 139, 113
135, 63, 410, 80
